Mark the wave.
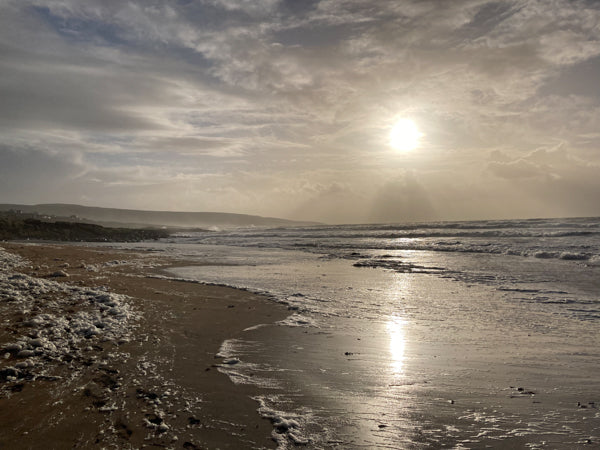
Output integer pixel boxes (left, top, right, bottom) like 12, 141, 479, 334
171, 216, 600, 266
273, 216, 600, 232
183, 220, 600, 247
176, 237, 600, 263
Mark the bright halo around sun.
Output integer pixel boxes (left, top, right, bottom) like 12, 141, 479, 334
389, 118, 422, 151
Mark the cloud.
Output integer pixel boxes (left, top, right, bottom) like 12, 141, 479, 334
289, 181, 367, 224
206, 0, 280, 16
0, 144, 87, 203
1, 1, 600, 221
488, 145, 581, 179
488, 159, 542, 179
369, 174, 437, 223
483, 145, 600, 217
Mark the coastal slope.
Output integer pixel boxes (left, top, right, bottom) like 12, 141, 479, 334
0, 203, 320, 229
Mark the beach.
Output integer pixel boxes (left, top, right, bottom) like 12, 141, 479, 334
2, 217, 600, 449
0, 242, 289, 449
148, 219, 599, 448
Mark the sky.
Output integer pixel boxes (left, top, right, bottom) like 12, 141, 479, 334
1, 0, 600, 224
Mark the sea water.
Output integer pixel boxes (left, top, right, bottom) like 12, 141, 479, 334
123, 217, 600, 448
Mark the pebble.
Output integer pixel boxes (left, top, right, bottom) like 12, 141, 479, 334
50, 270, 69, 278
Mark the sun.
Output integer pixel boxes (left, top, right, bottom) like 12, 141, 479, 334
389, 118, 422, 151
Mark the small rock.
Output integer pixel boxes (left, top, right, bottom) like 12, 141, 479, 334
50, 270, 69, 278
0, 367, 20, 381
188, 417, 201, 426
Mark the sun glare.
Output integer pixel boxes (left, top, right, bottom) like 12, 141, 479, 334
387, 317, 407, 374
389, 118, 422, 151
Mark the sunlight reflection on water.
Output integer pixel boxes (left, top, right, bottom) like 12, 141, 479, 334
387, 316, 407, 375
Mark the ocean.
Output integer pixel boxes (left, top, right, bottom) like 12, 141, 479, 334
120, 217, 600, 448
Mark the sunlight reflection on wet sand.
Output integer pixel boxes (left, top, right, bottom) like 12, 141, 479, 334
387, 316, 407, 375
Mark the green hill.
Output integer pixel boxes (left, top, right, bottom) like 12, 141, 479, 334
0, 203, 319, 229
0, 214, 168, 242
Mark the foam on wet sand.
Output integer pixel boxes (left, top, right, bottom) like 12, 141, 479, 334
0, 242, 289, 449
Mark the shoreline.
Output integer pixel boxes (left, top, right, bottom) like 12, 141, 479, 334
0, 241, 290, 448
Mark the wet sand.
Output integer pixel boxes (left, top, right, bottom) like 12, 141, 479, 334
0, 242, 289, 449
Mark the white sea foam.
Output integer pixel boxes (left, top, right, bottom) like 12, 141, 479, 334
559, 251, 590, 260
587, 255, 600, 266
276, 313, 318, 328
243, 323, 268, 331
111, 217, 600, 448
0, 246, 139, 387
215, 338, 241, 360
216, 339, 282, 389
254, 395, 311, 448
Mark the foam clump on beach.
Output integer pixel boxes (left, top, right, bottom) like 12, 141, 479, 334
277, 312, 318, 328
0, 246, 139, 386
254, 395, 310, 448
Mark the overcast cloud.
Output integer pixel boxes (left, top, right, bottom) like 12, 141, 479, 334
1, 0, 599, 223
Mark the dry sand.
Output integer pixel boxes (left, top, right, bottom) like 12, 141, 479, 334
0, 242, 290, 449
